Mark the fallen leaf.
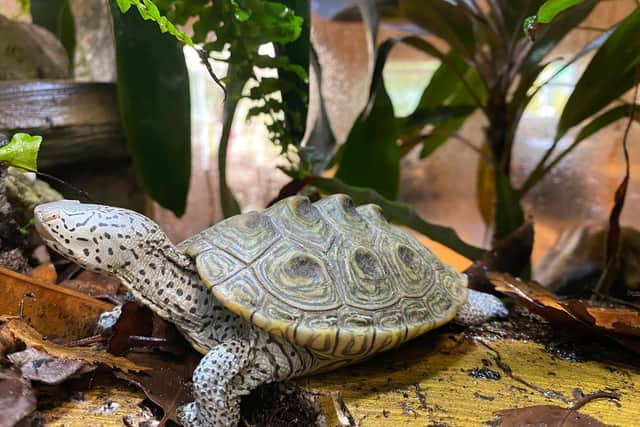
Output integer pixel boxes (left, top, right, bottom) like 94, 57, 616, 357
489, 273, 640, 354
0, 367, 36, 427
2, 318, 148, 373
58, 270, 122, 298
7, 347, 95, 384
116, 350, 201, 425
26, 263, 57, 284
0, 267, 113, 340
465, 222, 534, 292
494, 405, 612, 426
107, 302, 153, 356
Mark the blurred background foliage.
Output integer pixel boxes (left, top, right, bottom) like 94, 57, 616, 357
3, 0, 639, 268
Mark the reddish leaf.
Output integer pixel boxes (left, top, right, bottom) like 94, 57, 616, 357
495, 404, 612, 426
107, 302, 154, 356
7, 347, 94, 384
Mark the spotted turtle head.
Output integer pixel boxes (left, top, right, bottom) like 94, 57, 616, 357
34, 200, 169, 276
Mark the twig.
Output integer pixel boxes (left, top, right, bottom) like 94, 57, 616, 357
559, 391, 620, 427
592, 72, 639, 298
64, 334, 107, 347
196, 48, 227, 99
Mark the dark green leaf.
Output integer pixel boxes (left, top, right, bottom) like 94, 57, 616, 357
574, 103, 640, 146
311, 176, 486, 261
557, 8, 640, 138
400, 0, 476, 58
336, 37, 402, 199
403, 105, 476, 134
110, 0, 191, 216
493, 168, 524, 240
335, 81, 399, 199
537, 0, 585, 23
30, 0, 76, 65
414, 51, 470, 111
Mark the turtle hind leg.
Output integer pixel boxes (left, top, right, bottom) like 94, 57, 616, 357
178, 339, 259, 427
454, 289, 508, 326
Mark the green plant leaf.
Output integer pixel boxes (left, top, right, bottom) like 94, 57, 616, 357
273, 0, 310, 147
30, 0, 75, 65
335, 37, 401, 200
399, 0, 476, 58
0, 133, 41, 171
110, 0, 191, 216
114, 0, 194, 46
311, 176, 486, 261
403, 105, 476, 134
557, 8, 640, 139
537, 0, 585, 24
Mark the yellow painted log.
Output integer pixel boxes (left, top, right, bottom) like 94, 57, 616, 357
35, 384, 148, 426
299, 333, 640, 426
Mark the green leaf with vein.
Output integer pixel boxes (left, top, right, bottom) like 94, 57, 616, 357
557, 8, 640, 139
310, 176, 485, 261
0, 133, 41, 171
114, 0, 193, 46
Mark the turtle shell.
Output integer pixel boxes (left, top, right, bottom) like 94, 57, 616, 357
180, 194, 468, 359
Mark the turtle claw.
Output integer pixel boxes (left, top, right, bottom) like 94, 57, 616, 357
177, 402, 206, 427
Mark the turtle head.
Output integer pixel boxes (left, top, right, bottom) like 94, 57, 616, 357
34, 200, 179, 277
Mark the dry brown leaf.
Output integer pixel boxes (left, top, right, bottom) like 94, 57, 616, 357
58, 270, 122, 298
494, 405, 612, 426
0, 368, 36, 427
0, 267, 113, 340
116, 350, 201, 425
26, 263, 57, 284
7, 347, 95, 384
2, 318, 148, 373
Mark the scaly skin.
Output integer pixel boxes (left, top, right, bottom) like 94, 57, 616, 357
34, 200, 506, 427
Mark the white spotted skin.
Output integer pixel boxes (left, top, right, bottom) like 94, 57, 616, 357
34, 201, 320, 427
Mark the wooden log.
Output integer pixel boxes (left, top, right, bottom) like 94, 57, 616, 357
0, 81, 128, 168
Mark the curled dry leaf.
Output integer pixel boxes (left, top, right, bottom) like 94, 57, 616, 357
0, 368, 36, 427
489, 273, 640, 353
1, 317, 148, 373
7, 347, 95, 384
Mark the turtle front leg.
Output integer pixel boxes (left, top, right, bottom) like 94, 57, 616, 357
178, 339, 271, 427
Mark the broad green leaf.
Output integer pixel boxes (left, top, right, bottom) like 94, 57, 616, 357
336, 37, 401, 199
557, 8, 640, 139
30, 0, 75, 65
414, 51, 469, 111
110, 1, 191, 216
402, 105, 476, 134
420, 68, 485, 158
399, 0, 476, 59
537, 0, 585, 23
311, 176, 486, 261
0, 133, 41, 171
335, 80, 399, 199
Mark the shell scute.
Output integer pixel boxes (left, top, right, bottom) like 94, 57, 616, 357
191, 195, 467, 359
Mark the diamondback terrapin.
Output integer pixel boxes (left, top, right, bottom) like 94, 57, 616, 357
34, 195, 507, 427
